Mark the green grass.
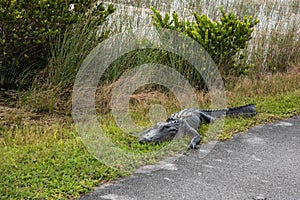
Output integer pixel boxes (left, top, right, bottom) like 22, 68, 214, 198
0, 111, 189, 199
216, 90, 300, 140
0, 124, 125, 199
1, 89, 299, 199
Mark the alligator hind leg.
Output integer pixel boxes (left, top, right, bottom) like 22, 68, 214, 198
199, 112, 215, 123
179, 119, 202, 149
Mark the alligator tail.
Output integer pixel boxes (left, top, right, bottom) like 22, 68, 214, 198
200, 104, 257, 118
226, 104, 257, 117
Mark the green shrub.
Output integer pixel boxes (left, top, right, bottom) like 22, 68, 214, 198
151, 6, 259, 76
0, 0, 114, 90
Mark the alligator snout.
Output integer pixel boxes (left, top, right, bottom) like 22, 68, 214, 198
139, 133, 158, 143
139, 137, 152, 143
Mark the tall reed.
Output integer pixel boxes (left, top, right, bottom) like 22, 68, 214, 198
24, 15, 110, 113
105, 0, 300, 74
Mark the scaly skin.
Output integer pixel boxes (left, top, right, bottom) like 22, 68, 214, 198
138, 104, 256, 149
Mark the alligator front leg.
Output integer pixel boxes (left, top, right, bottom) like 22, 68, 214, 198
179, 119, 202, 149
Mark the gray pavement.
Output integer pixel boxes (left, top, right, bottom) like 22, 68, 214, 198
80, 116, 300, 200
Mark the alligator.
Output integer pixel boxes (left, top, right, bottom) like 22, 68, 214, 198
138, 104, 257, 149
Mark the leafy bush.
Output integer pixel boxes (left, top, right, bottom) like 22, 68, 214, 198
151, 7, 259, 76
0, 0, 114, 89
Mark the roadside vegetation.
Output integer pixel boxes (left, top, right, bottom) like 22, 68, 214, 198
0, 0, 299, 199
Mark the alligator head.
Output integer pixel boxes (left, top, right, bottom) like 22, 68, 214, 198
138, 121, 179, 144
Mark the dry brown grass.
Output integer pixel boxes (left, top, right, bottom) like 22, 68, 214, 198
64, 64, 300, 122
226, 65, 300, 104
95, 65, 299, 115
6, 65, 298, 122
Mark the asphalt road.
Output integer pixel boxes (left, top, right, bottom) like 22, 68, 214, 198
80, 116, 300, 200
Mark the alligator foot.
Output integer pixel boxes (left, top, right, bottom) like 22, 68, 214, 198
189, 142, 200, 149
